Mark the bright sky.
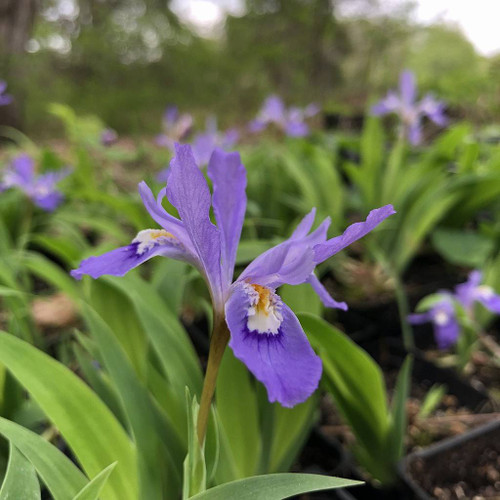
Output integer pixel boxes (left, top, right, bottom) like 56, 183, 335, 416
170, 0, 500, 56
414, 0, 500, 56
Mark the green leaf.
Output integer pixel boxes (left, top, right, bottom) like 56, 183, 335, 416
190, 473, 362, 499
20, 251, 80, 301
418, 384, 447, 420
0, 332, 137, 500
0, 444, 40, 500
269, 396, 318, 473
182, 389, 206, 500
280, 283, 321, 316
73, 463, 117, 500
83, 306, 183, 499
388, 356, 413, 463
432, 229, 494, 267
236, 240, 276, 265
216, 349, 260, 480
298, 314, 389, 454
0, 417, 87, 500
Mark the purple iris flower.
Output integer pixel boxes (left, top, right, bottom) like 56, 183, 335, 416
156, 117, 238, 180
0, 80, 12, 106
155, 105, 193, 151
191, 116, 239, 166
408, 294, 460, 350
249, 95, 319, 138
371, 70, 448, 145
455, 270, 500, 314
72, 144, 394, 407
0, 154, 70, 212
101, 128, 118, 147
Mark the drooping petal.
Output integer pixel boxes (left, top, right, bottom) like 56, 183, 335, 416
400, 70, 417, 107
71, 229, 190, 280
407, 312, 432, 325
225, 283, 322, 407
248, 119, 266, 133
207, 149, 247, 286
313, 205, 396, 263
371, 91, 400, 116
167, 144, 223, 302
32, 191, 64, 212
285, 121, 309, 137
433, 316, 460, 350
419, 95, 448, 127
307, 273, 347, 311
407, 120, 422, 146
474, 287, 500, 313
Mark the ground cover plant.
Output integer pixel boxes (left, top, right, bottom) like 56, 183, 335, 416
1, 2, 500, 499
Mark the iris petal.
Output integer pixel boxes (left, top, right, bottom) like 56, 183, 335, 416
225, 283, 322, 408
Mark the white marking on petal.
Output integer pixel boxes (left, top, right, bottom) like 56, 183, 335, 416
434, 310, 449, 326
244, 283, 283, 335
132, 229, 176, 255
477, 285, 494, 299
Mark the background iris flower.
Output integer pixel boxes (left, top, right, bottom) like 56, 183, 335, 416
371, 70, 448, 145
408, 294, 459, 349
100, 128, 118, 146
72, 144, 394, 408
0, 154, 70, 211
408, 270, 500, 350
155, 105, 194, 151
0, 80, 12, 106
455, 270, 500, 314
249, 95, 319, 138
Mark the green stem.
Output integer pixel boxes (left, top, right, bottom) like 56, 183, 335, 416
196, 314, 230, 446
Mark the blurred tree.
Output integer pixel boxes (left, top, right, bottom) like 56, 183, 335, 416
225, 0, 348, 106
0, 0, 38, 55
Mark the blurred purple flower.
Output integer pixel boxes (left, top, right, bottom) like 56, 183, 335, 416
101, 128, 118, 147
455, 270, 500, 314
0, 154, 70, 212
249, 95, 320, 138
72, 143, 395, 407
408, 294, 460, 349
0, 80, 13, 106
155, 105, 193, 151
371, 70, 448, 145
157, 116, 238, 180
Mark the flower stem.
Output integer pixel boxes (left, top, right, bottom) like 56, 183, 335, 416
197, 314, 230, 446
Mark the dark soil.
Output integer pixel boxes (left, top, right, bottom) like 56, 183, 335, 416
407, 424, 500, 499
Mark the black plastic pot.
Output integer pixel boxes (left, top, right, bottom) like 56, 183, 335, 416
400, 420, 500, 499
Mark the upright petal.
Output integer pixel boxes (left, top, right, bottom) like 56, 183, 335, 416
291, 208, 317, 239
225, 282, 322, 407
238, 241, 316, 289
261, 95, 286, 124
400, 70, 417, 107
167, 144, 223, 303
313, 205, 396, 263
11, 155, 35, 185
207, 149, 247, 287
